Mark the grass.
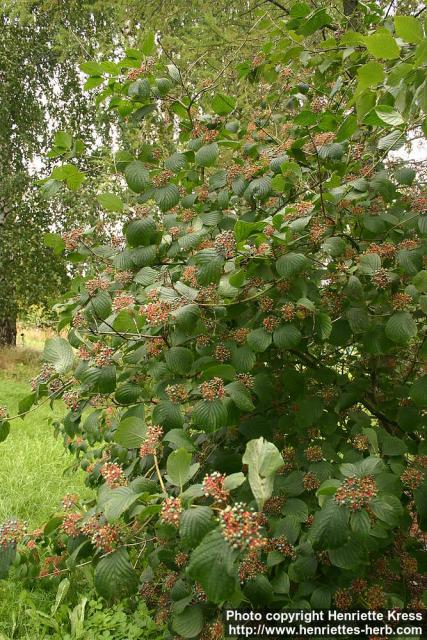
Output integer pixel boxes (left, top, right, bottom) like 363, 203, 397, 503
0, 345, 92, 638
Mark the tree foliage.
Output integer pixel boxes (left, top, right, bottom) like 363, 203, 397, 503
1, 1, 427, 635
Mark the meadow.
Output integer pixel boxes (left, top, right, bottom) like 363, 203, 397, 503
0, 331, 90, 638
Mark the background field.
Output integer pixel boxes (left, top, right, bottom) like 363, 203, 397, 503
0, 332, 91, 638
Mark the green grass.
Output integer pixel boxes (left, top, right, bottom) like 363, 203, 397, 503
0, 351, 92, 638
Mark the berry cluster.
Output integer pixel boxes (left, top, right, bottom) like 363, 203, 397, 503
229, 328, 249, 344
165, 384, 189, 403
263, 495, 286, 516
401, 468, 424, 490
202, 472, 229, 503
365, 585, 386, 609
174, 551, 189, 567
258, 296, 274, 312
263, 316, 279, 333
214, 230, 236, 259
62, 494, 79, 510
86, 277, 109, 295
334, 588, 352, 609
200, 377, 225, 401
219, 503, 264, 550
236, 373, 255, 390
115, 270, 133, 285
238, 550, 266, 582
30, 363, 55, 390
368, 242, 396, 260
182, 265, 198, 287
391, 292, 412, 310
100, 462, 127, 488
139, 425, 163, 458
372, 268, 391, 289
160, 497, 182, 527
214, 345, 231, 362
141, 301, 170, 325
147, 337, 166, 357
303, 472, 320, 491
353, 434, 369, 451
62, 227, 84, 251
63, 391, 80, 411
334, 475, 378, 511
93, 343, 114, 368
270, 535, 296, 559
112, 292, 135, 312
0, 519, 27, 548
91, 523, 120, 553
304, 445, 323, 462
0, 405, 8, 420
61, 512, 82, 537
281, 303, 296, 321
152, 170, 173, 188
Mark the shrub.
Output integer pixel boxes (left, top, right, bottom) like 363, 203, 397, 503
1, 3, 427, 636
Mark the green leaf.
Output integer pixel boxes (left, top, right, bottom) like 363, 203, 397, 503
94, 548, 138, 601
316, 313, 332, 340
124, 161, 149, 193
104, 486, 141, 521
247, 328, 272, 352
298, 8, 332, 35
153, 401, 184, 429
44, 232, 65, 255
188, 530, 237, 604
381, 434, 408, 456
410, 375, 427, 407
234, 220, 265, 242
223, 472, 246, 491
80, 61, 104, 76
165, 347, 194, 375
96, 365, 116, 394
172, 606, 204, 639
155, 183, 180, 211
311, 586, 332, 608
283, 498, 308, 522
225, 381, 255, 411
0, 421, 10, 443
413, 270, 427, 292
166, 449, 199, 488
276, 252, 308, 278
163, 429, 195, 451
370, 496, 403, 526
395, 166, 416, 185
375, 106, 404, 126
164, 152, 187, 172
43, 337, 74, 374
211, 94, 236, 115
126, 217, 157, 248
328, 541, 362, 569
180, 507, 213, 545
242, 437, 283, 509
0, 545, 16, 579
195, 143, 219, 167
385, 311, 417, 344
357, 61, 385, 88
142, 31, 155, 55
97, 192, 124, 212
350, 510, 371, 535
192, 399, 228, 431
18, 393, 36, 416
363, 32, 400, 60
309, 499, 348, 548
114, 417, 147, 448
273, 325, 302, 349
394, 15, 423, 44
